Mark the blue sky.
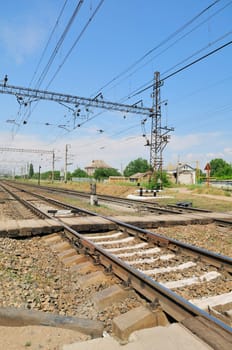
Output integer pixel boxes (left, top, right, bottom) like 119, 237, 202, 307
0, 0, 231, 174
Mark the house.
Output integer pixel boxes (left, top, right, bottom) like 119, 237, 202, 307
129, 171, 152, 183
167, 163, 196, 185
85, 160, 112, 176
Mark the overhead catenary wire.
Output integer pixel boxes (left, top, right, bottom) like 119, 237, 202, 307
92, 0, 221, 97
101, 0, 232, 98
12, 0, 84, 133
161, 30, 232, 77
45, 34, 232, 145
12, 0, 104, 136
73, 0, 228, 136
46, 0, 105, 89
34, 0, 84, 90
28, 0, 69, 88
130, 39, 232, 98
7, 0, 230, 156
13, 0, 223, 132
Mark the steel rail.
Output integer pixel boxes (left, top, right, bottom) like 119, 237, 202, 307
0, 183, 51, 219
3, 181, 187, 215
167, 203, 211, 213
2, 182, 232, 335
4, 181, 232, 272
214, 218, 232, 226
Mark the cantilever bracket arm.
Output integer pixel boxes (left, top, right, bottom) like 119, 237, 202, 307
0, 83, 153, 116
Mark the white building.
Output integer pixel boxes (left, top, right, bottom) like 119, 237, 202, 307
168, 163, 196, 185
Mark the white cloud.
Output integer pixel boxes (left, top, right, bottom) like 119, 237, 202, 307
0, 21, 47, 64
169, 132, 222, 152
224, 148, 232, 156
0, 128, 231, 175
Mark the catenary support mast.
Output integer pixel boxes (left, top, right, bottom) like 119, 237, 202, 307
150, 72, 174, 185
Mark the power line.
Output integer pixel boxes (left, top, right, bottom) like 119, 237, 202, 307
56, 1, 224, 138
41, 32, 232, 145
131, 39, 232, 97
46, 0, 105, 89
14, 0, 104, 136
35, 0, 84, 90
92, 0, 221, 96
100, 0, 232, 98
29, 0, 69, 88
12, 0, 81, 134
161, 30, 232, 78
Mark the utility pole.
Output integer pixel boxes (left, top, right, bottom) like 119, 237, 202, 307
38, 165, 41, 185
64, 144, 71, 183
52, 150, 55, 183
150, 72, 174, 187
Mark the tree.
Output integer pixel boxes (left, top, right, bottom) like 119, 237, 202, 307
146, 170, 171, 189
33, 170, 60, 180
93, 168, 121, 181
123, 158, 151, 177
209, 158, 232, 178
28, 163, 34, 178
72, 168, 88, 178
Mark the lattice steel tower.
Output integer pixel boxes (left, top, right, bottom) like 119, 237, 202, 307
150, 72, 174, 182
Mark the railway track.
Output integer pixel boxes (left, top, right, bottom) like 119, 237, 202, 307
3, 180, 232, 229
2, 180, 210, 215
0, 181, 232, 347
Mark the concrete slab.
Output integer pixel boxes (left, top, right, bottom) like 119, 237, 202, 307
61, 216, 116, 232
69, 255, 89, 270
43, 233, 62, 244
0, 220, 7, 236
78, 271, 108, 289
17, 219, 38, 236
51, 241, 71, 252
93, 285, 129, 311
182, 316, 232, 350
4, 220, 20, 236
190, 291, 232, 310
0, 307, 103, 338
71, 261, 98, 275
112, 305, 169, 341
0, 210, 230, 238
62, 255, 84, 267
63, 323, 213, 350
44, 218, 63, 233
58, 248, 77, 259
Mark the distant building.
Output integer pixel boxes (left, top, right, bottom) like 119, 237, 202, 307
85, 160, 112, 176
108, 176, 128, 183
167, 163, 196, 185
129, 171, 152, 183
